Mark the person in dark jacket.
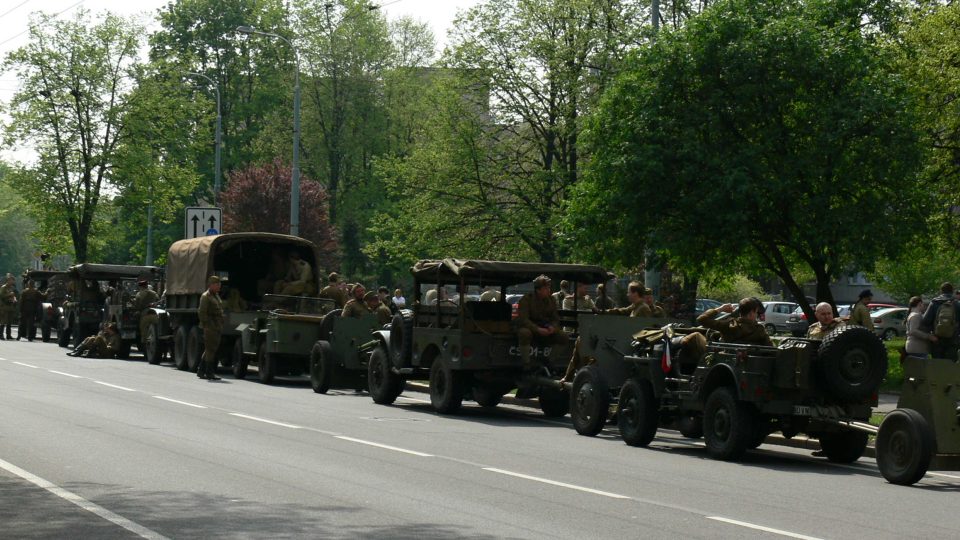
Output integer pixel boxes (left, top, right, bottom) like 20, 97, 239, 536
921, 282, 960, 360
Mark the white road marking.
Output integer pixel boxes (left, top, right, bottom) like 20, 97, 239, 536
395, 395, 432, 404
48, 370, 82, 378
707, 516, 824, 540
0, 457, 168, 540
153, 396, 206, 409
334, 436, 433, 457
93, 381, 136, 392
928, 471, 960, 480
13, 361, 38, 368
229, 413, 301, 429
483, 467, 631, 499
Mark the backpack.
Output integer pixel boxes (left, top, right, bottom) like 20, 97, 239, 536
934, 300, 956, 338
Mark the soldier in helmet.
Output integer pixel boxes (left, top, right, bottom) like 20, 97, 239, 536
515, 275, 568, 371
197, 276, 223, 380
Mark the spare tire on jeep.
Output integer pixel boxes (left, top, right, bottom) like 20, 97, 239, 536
817, 325, 887, 401
389, 309, 414, 369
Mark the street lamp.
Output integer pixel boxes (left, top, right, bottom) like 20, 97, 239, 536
236, 25, 301, 237
184, 72, 223, 206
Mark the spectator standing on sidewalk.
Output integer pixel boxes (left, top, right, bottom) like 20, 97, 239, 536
922, 282, 960, 360
905, 296, 936, 359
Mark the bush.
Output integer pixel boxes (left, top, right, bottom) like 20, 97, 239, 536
698, 274, 770, 303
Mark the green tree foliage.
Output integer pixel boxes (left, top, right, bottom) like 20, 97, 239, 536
868, 242, 960, 303
571, 0, 926, 317
698, 274, 770, 303
0, 167, 38, 276
2, 10, 145, 262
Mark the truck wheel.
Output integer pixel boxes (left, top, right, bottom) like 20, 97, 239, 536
258, 342, 275, 384
571, 365, 609, 437
389, 311, 414, 369
369, 344, 402, 404
173, 326, 189, 370
41, 322, 51, 342
618, 379, 659, 447
704, 386, 756, 461
117, 341, 132, 360
429, 358, 464, 414
232, 340, 248, 379
145, 322, 163, 365
877, 408, 935, 485
677, 416, 703, 439
187, 326, 204, 372
57, 319, 70, 347
818, 431, 869, 463
817, 325, 887, 401
310, 341, 335, 394
472, 385, 503, 408
538, 386, 569, 418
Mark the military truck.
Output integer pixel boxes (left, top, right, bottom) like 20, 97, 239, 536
572, 321, 887, 463
23, 269, 67, 342
144, 233, 325, 372
367, 259, 613, 416
58, 264, 162, 351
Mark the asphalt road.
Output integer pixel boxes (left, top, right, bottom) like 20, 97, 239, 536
1, 338, 957, 539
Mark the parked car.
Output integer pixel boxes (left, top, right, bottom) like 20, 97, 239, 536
872, 307, 909, 340
869, 303, 900, 313
694, 298, 722, 318
761, 301, 799, 335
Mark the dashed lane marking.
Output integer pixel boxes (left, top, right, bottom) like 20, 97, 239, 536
48, 370, 82, 378
0, 457, 169, 540
153, 396, 206, 409
228, 413, 302, 429
93, 381, 136, 392
707, 516, 824, 540
483, 467, 632, 499
13, 361, 38, 368
334, 436, 433, 457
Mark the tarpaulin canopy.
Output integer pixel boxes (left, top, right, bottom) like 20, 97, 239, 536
66, 264, 163, 281
410, 258, 614, 286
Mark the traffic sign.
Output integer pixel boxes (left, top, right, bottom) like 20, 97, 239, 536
185, 207, 223, 239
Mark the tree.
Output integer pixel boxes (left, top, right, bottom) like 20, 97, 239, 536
220, 159, 340, 271
2, 10, 146, 262
570, 0, 926, 318
0, 166, 38, 276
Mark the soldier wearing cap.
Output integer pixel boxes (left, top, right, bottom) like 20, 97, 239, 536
342, 284, 372, 318
516, 275, 568, 370
682, 297, 773, 361
197, 276, 223, 380
849, 289, 874, 330
67, 323, 121, 358
134, 278, 161, 349
364, 290, 393, 325
319, 272, 347, 308
644, 287, 668, 318
0, 274, 18, 340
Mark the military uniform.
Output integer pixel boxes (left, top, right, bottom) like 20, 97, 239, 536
276, 258, 315, 296
342, 299, 372, 318
134, 286, 160, 346
807, 319, 843, 340
849, 301, 874, 330
70, 328, 122, 357
516, 291, 569, 369
562, 294, 596, 312
684, 307, 773, 361
320, 285, 347, 308
18, 284, 43, 341
602, 301, 652, 318
0, 279, 18, 339
649, 304, 668, 318
198, 286, 224, 379
376, 303, 393, 326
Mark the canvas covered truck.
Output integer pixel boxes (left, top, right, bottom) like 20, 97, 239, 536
142, 233, 324, 371
366, 258, 614, 416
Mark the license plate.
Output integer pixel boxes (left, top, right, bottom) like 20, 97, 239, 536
793, 405, 812, 416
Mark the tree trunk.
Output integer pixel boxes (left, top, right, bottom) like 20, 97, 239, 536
812, 264, 837, 314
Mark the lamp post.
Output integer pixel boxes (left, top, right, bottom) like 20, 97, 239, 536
185, 72, 223, 206
236, 25, 301, 237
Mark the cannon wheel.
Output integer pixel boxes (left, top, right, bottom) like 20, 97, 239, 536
368, 344, 402, 404
310, 341, 335, 394
570, 365, 609, 437
877, 408, 935, 486
618, 378, 658, 447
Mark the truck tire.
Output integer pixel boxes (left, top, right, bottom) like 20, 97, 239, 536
538, 386, 569, 418
145, 322, 163, 365
389, 310, 414, 369
877, 408, 935, 485
703, 386, 756, 461
232, 339, 248, 379
57, 319, 70, 348
187, 326, 204, 372
817, 430, 869, 463
618, 378, 659, 447
472, 385, 503, 408
677, 416, 703, 439
429, 358, 464, 414
310, 341, 335, 394
173, 325, 189, 370
369, 344, 402, 404
817, 325, 887, 401
258, 342, 275, 384
571, 365, 609, 437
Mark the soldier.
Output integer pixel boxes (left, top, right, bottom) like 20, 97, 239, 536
562, 282, 596, 312
515, 275, 569, 371
644, 288, 668, 318
319, 272, 348, 308
342, 284, 372, 318
807, 302, 844, 340
479, 287, 500, 302
365, 291, 393, 326
221, 282, 247, 312
683, 297, 773, 361
67, 323, 121, 358
197, 276, 223, 380
594, 283, 615, 310
79, 280, 105, 305
552, 280, 570, 309
0, 274, 18, 340
275, 251, 315, 296
849, 289, 874, 330
134, 278, 161, 346
378, 286, 396, 314
18, 280, 43, 341
258, 248, 289, 297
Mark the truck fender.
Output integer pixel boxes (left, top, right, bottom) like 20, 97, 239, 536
698, 363, 740, 402
372, 330, 391, 352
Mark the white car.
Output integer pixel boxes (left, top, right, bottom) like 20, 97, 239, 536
762, 301, 799, 334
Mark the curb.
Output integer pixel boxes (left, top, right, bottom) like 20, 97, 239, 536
403, 381, 878, 458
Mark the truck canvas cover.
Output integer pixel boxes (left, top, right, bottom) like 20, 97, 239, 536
411, 258, 614, 286
67, 264, 163, 281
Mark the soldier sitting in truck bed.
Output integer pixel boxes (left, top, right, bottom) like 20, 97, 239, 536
515, 275, 569, 371
682, 297, 772, 360
275, 251, 315, 296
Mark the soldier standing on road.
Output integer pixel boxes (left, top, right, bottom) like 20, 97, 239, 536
516, 275, 569, 371
134, 279, 160, 347
0, 274, 18, 340
807, 302, 844, 340
922, 282, 960, 360
67, 323, 121, 358
342, 284, 372, 318
18, 280, 43, 341
319, 273, 347, 308
197, 276, 223, 380
683, 297, 773, 361
849, 289, 874, 330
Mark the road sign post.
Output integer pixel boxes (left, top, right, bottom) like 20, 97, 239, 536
185, 207, 223, 240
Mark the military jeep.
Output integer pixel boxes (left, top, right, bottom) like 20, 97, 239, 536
573, 320, 887, 463
367, 258, 613, 416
